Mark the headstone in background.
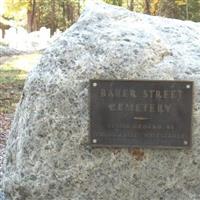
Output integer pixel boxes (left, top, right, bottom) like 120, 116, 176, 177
39, 27, 51, 49
4, 27, 17, 49
51, 29, 62, 41
2, 0, 200, 199
3, 26, 51, 51
15, 27, 28, 50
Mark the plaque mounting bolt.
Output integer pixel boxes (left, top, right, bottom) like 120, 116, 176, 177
93, 82, 97, 87
186, 84, 191, 89
184, 140, 188, 145
92, 139, 97, 144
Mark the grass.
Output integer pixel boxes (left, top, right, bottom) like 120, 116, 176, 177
0, 52, 41, 113
0, 69, 26, 113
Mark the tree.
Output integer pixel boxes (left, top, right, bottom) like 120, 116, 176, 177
158, 0, 179, 18
1, 0, 200, 35
50, 0, 56, 35
3, 0, 28, 21
27, 0, 37, 32
0, 21, 10, 38
144, 0, 151, 14
151, 0, 160, 15
2, 0, 81, 34
129, 0, 134, 11
188, 0, 200, 21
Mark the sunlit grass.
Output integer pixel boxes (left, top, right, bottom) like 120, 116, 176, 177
0, 70, 26, 84
0, 52, 42, 113
0, 52, 41, 72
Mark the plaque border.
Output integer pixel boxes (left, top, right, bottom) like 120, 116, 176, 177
89, 79, 194, 149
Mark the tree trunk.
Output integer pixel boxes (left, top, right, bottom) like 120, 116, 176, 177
77, 0, 81, 16
144, 0, 151, 14
158, 0, 179, 18
66, 1, 75, 26
0, 22, 10, 38
129, 0, 134, 11
27, 0, 37, 32
2, 29, 5, 38
51, 0, 56, 35
151, 0, 160, 15
27, 10, 32, 32
112, 0, 117, 5
118, 0, 123, 6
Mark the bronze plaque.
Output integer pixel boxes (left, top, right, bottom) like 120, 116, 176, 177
89, 80, 193, 148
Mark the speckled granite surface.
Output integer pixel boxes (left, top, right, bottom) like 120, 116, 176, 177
1, 0, 200, 199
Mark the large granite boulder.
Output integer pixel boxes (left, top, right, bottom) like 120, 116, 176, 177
2, 0, 200, 199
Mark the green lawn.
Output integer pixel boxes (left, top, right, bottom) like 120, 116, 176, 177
0, 53, 41, 113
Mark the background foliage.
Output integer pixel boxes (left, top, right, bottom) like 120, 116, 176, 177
1, 0, 200, 34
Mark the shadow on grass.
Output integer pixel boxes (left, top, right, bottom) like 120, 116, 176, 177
0, 69, 26, 113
